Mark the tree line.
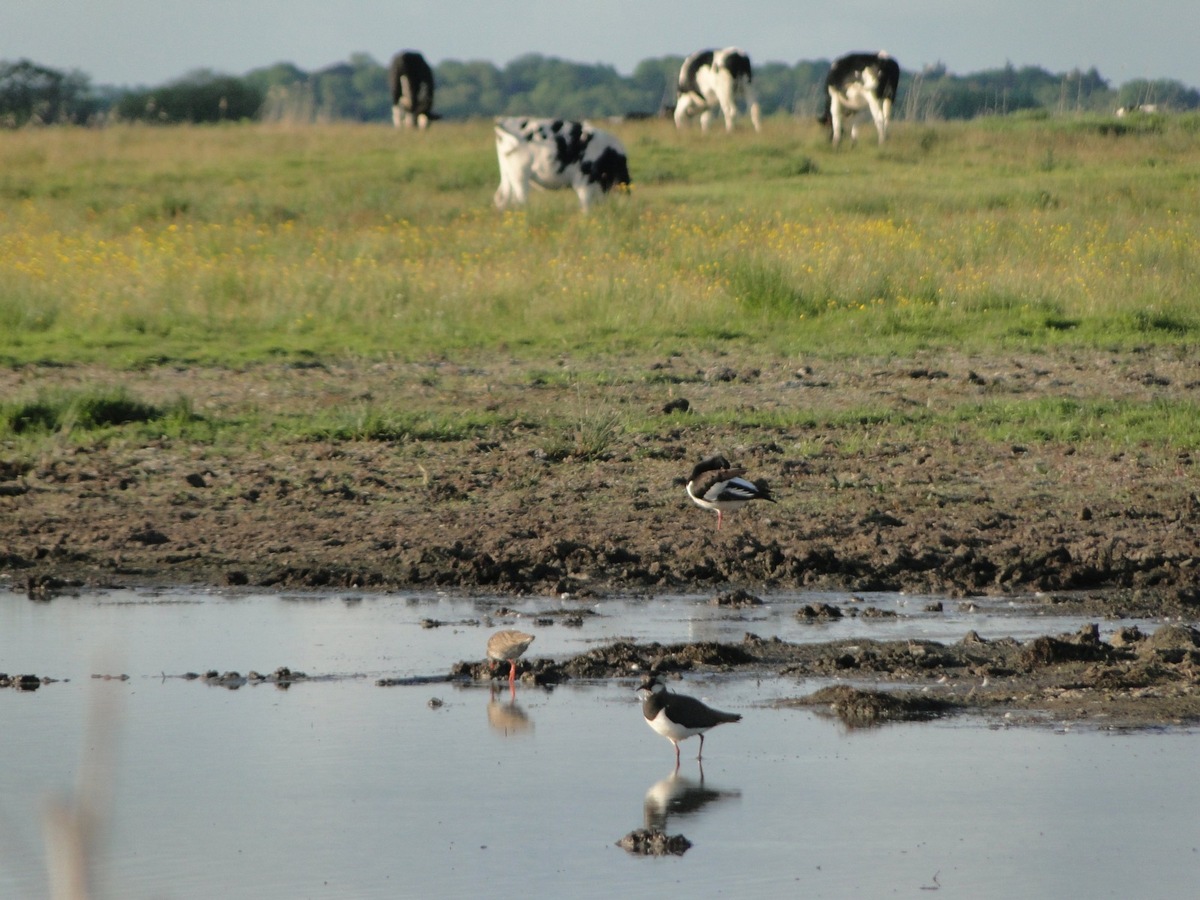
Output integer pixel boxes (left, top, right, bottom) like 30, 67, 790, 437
2, 53, 1198, 128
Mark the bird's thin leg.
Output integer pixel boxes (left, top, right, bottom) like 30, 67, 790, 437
698, 733, 705, 760
717, 510, 723, 531
673, 741, 681, 771
508, 661, 517, 685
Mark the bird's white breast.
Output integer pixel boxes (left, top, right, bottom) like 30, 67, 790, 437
646, 708, 705, 742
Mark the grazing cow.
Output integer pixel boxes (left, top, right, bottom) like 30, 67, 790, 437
819, 51, 900, 146
389, 51, 435, 129
493, 117, 631, 213
674, 47, 762, 133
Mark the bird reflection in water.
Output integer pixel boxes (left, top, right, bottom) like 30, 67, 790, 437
487, 683, 534, 737
642, 766, 741, 832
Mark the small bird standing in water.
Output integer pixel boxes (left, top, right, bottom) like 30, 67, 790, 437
685, 454, 775, 530
636, 675, 742, 768
487, 630, 535, 689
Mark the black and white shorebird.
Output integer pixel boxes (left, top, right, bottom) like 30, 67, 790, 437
487, 630, 534, 688
685, 454, 775, 530
637, 675, 742, 768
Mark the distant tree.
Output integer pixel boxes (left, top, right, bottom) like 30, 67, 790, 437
348, 53, 390, 120
0, 59, 101, 126
1116, 78, 1200, 111
436, 60, 505, 119
244, 61, 309, 94
115, 69, 264, 122
630, 57, 681, 113
36, 51, 1195, 126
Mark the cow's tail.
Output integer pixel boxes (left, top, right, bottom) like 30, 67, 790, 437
494, 119, 523, 155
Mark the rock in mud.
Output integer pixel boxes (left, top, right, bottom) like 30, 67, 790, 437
796, 602, 843, 621
1138, 624, 1200, 663
1, 673, 46, 691
789, 685, 953, 727
712, 588, 763, 608
617, 828, 692, 856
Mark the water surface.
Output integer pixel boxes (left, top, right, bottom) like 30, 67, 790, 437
1, 588, 1196, 899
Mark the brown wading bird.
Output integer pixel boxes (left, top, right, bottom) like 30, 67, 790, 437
636, 675, 742, 768
487, 630, 535, 688
685, 454, 775, 530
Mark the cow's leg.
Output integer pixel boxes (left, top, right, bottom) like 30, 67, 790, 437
721, 100, 736, 132
494, 157, 514, 209
392, 104, 403, 129
574, 182, 595, 214
829, 94, 845, 146
699, 108, 713, 132
417, 113, 429, 130
507, 168, 530, 208
743, 83, 762, 133
865, 93, 888, 144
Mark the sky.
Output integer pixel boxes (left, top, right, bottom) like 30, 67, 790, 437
6, 0, 1199, 90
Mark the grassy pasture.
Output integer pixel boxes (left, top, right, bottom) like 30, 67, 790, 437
1, 114, 1199, 452
2, 114, 1198, 363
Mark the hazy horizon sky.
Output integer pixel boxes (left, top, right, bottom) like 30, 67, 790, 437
6, 1, 1199, 90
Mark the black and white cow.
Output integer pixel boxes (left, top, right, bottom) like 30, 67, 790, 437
493, 117, 631, 213
819, 51, 900, 146
389, 51, 435, 129
674, 47, 762, 133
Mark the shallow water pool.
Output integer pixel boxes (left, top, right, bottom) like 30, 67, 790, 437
1, 588, 1196, 899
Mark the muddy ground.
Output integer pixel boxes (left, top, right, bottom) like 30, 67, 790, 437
2, 347, 1198, 724
449, 614, 1200, 729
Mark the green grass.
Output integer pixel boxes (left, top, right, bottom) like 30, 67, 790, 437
1, 116, 1198, 367
0, 388, 201, 440
2, 116, 1199, 459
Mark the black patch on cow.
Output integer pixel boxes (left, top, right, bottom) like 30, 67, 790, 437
549, 121, 591, 174
678, 50, 715, 97
389, 51, 434, 115
581, 146, 632, 193
722, 51, 753, 84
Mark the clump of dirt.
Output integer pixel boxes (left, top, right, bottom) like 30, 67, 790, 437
177, 666, 310, 689
797, 603, 843, 621
787, 686, 954, 726
451, 638, 758, 686
712, 588, 763, 608
616, 828, 692, 856
1, 673, 49, 691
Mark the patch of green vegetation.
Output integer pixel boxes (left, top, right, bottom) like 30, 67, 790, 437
539, 410, 624, 461
299, 407, 509, 443
0, 388, 203, 439
726, 257, 823, 318
951, 396, 1200, 448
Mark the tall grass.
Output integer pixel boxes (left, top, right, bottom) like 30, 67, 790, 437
1, 115, 1198, 366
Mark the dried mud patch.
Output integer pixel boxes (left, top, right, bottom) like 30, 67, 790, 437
2, 348, 1198, 606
